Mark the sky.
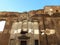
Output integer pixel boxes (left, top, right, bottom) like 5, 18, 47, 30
0, 0, 60, 12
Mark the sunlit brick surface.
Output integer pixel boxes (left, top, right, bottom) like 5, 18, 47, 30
0, 6, 60, 45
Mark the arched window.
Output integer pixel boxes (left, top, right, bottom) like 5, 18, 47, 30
56, 10, 58, 12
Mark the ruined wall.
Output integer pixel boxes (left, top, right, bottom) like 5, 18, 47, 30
44, 6, 60, 14
0, 12, 19, 45
0, 6, 60, 45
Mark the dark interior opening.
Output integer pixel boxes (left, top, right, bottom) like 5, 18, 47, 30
20, 41, 27, 45
21, 30, 28, 34
56, 10, 58, 12
35, 40, 39, 45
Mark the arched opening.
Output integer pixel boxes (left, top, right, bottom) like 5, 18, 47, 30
56, 10, 59, 12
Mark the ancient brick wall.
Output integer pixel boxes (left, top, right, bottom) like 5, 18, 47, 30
0, 6, 60, 45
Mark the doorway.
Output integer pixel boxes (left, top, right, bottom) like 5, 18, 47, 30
35, 40, 39, 45
20, 41, 27, 45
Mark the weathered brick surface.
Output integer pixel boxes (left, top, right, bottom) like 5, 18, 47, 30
0, 6, 60, 45
0, 33, 10, 45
